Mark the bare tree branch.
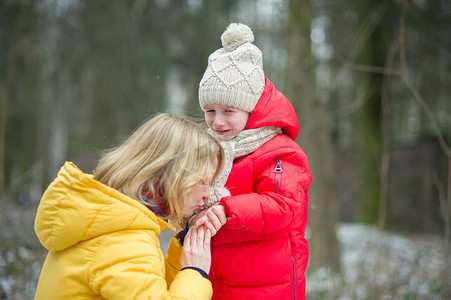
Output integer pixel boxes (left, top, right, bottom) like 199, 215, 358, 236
342, 61, 402, 76
399, 8, 450, 158
378, 38, 398, 231
432, 171, 447, 222
339, 4, 388, 70
399, 2, 451, 297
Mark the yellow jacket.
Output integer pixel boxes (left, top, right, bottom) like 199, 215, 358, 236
34, 162, 212, 300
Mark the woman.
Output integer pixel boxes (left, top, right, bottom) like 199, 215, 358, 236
34, 113, 225, 300
193, 23, 313, 299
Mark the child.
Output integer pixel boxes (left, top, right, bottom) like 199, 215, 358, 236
34, 113, 225, 300
196, 23, 312, 299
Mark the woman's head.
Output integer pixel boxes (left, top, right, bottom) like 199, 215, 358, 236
94, 113, 224, 229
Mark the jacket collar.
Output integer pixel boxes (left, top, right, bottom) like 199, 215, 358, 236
246, 78, 300, 141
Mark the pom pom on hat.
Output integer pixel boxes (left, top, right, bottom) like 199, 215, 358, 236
199, 23, 265, 113
221, 23, 254, 51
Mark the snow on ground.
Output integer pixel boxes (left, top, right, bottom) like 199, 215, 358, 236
307, 223, 446, 300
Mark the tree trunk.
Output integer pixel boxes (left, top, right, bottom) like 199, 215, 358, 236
285, 0, 341, 274
354, 2, 394, 225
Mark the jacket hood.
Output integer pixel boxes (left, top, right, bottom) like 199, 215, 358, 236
34, 162, 173, 252
245, 78, 299, 140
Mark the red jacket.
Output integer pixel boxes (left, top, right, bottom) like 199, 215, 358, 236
211, 78, 312, 300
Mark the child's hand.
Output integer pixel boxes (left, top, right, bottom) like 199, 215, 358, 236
195, 205, 228, 236
188, 208, 208, 228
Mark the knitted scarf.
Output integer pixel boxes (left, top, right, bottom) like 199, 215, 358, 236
140, 188, 169, 219
205, 126, 282, 206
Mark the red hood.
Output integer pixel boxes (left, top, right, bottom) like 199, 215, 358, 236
245, 78, 299, 140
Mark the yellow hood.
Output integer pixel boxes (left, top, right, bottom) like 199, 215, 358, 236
35, 161, 173, 252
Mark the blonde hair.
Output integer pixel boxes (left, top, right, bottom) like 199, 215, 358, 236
93, 113, 224, 229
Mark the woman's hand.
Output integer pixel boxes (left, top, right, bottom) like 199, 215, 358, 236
180, 226, 212, 274
192, 205, 229, 236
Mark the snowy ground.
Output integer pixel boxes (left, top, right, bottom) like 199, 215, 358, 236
307, 223, 446, 300
0, 212, 447, 299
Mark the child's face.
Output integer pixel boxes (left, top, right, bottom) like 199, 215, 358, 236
204, 104, 250, 141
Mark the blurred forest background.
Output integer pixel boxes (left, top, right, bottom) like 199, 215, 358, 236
1, 0, 450, 299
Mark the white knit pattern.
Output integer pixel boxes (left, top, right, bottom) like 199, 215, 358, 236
205, 126, 282, 206
199, 23, 265, 113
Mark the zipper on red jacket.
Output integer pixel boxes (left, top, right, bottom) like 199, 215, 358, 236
292, 256, 296, 299
274, 159, 282, 193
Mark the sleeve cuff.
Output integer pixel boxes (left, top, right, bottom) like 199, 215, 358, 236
218, 200, 230, 217
181, 267, 209, 280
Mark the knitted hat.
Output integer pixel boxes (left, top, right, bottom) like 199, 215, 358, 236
199, 23, 265, 113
